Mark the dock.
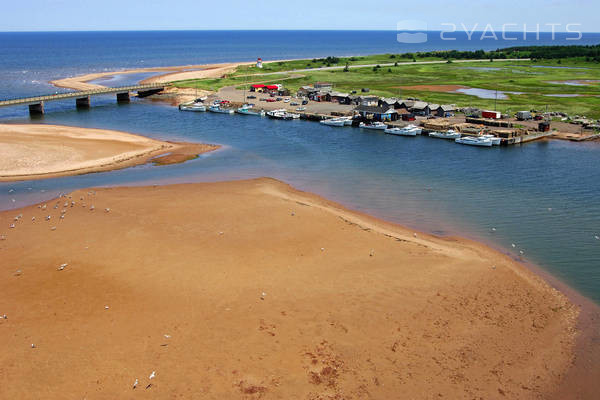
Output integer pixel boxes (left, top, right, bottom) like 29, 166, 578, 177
0, 83, 168, 115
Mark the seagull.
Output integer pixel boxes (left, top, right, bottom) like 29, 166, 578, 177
2, 314, 7, 319
149, 371, 156, 380
31, 217, 35, 221
291, 211, 295, 216
31, 344, 35, 348
8, 189, 14, 193
133, 379, 138, 389
369, 249, 374, 257
595, 235, 599, 240
104, 305, 109, 310
0, 235, 5, 240
60, 215, 65, 219
511, 243, 516, 248
9, 224, 15, 229
164, 334, 171, 339
320, 247, 325, 251
58, 263, 68, 271
45, 215, 51, 221
50, 226, 56, 231
491, 227, 496, 232
90, 205, 95, 211
413, 233, 417, 238
104, 208, 110, 213
519, 250, 524, 255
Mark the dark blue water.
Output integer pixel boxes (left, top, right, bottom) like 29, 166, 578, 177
1, 31, 599, 303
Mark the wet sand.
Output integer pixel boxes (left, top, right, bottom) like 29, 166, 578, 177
0, 178, 580, 399
0, 124, 219, 182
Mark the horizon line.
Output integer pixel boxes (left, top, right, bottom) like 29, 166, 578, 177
2, 29, 600, 34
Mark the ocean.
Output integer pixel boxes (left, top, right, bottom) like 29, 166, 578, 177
0, 31, 599, 302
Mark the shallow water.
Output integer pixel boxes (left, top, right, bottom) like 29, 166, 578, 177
1, 101, 599, 303
455, 87, 523, 99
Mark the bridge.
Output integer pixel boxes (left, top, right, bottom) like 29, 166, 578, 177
0, 83, 168, 115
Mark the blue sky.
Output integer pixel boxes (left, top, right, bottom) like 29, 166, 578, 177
1, 0, 598, 32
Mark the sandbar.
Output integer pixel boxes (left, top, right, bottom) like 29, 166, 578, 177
0, 178, 580, 399
0, 124, 219, 181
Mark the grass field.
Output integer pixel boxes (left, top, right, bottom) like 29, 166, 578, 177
173, 56, 600, 119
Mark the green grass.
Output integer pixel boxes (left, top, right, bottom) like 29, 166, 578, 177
173, 55, 600, 118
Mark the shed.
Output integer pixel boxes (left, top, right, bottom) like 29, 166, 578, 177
354, 105, 398, 121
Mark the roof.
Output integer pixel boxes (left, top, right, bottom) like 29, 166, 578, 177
399, 100, 415, 108
428, 104, 440, 110
410, 101, 429, 110
438, 104, 456, 111
360, 96, 380, 101
266, 85, 279, 90
354, 105, 397, 114
329, 91, 349, 97
252, 84, 265, 88
380, 97, 399, 105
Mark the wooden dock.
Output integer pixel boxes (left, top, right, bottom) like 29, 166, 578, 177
0, 83, 168, 115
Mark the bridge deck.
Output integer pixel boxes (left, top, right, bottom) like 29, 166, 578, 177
0, 83, 167, 107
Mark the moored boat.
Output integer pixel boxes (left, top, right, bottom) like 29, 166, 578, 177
236, 107, 265, 116
179, 102, 206, 112
429, 129, 461, 139
455, 136, 493, 147
480, 134, 501, 145
208, 105, 235, 114
384, 126, 418, 136
359, 121, 387, 130
320, 118, 346, 127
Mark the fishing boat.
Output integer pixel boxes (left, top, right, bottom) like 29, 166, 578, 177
480, 134, 501, 145
384, 126, 419, 136
320, 118, 346, 127
429, 129, 461, 139
455, 136, 493, 147
359, 121, 387, 130
208, 105, 234, 114
179, 102, 206, 112
236, 107, 265, 116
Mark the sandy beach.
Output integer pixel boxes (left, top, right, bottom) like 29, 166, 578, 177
50, 62, 254, 92
0, 178, 581, 399
0, 124, 219, 181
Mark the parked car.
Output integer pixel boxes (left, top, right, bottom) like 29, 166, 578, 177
302, 100, 309, 105
534, 115, 544, 120
290, 102, 299, 106
219, 100, 230, 105
284, 98, 290, 103
276, 97, 282, 101
266, 98, 276, 102
247, 95, 256, 99
296, 107, 306, 111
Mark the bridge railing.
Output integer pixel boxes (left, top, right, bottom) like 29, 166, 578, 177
0, 83, 170, 106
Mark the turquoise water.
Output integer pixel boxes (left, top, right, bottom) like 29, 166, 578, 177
1, 101, 599, 302
1, 31, 599, 303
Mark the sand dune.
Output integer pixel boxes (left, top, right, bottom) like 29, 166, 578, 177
0, 178, 578, 399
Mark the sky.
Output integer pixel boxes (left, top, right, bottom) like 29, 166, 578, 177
1, 0, 598, 32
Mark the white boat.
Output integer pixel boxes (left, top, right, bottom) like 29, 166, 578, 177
384, 126, 418, 136
236, 107, 265, 116
208, 105, 234, 114
455, 136, 493, 147
429, 129, 461, 139
267, 109, 299, 120
480, 134, 501, 145
320, 118, 346, 127
359, 121, 387, 130
179, 102, 206, 112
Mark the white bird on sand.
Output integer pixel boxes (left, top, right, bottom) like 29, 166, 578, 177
104, 305, 109, 310
31, 217, 35, 221
133, 379, 138, 389
9, 224, 15, 229
320, 247, 325, 251
31, 344, 35, 348
369, 249, 375, 257
50, 226, 56, 231
60, 215, 65, 219
58, 263, 68, 271
105, 208, 110, 213
164, 334, 171, 339
149, 371, 156, 380
413, 233, 417, 238
45, 215, 51, 221
3, 314, 7, 319
90, 205, 95, 211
